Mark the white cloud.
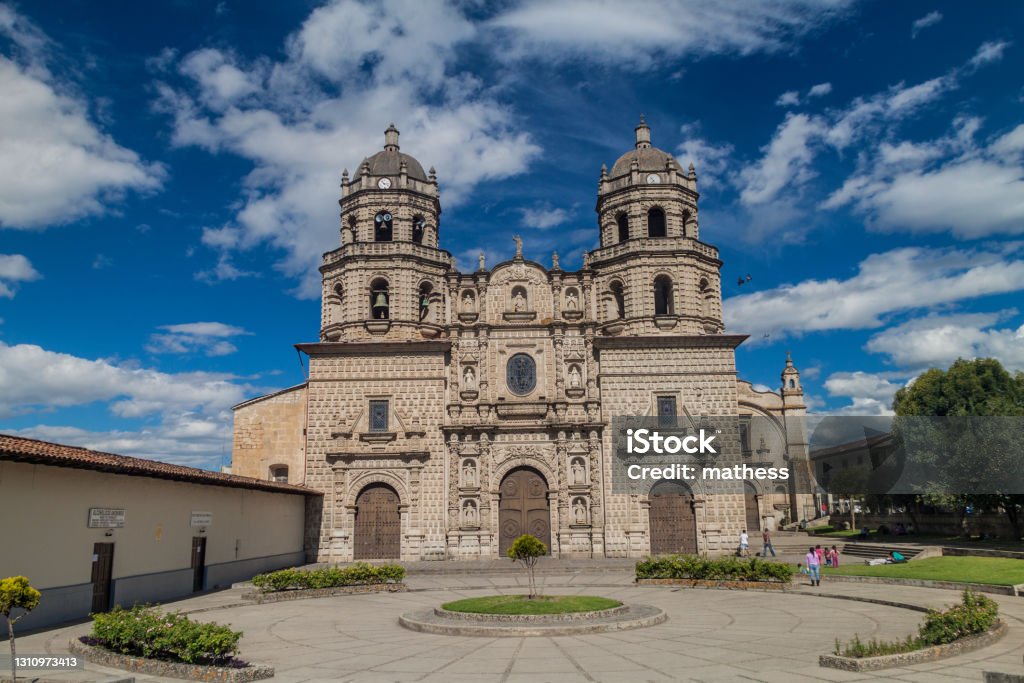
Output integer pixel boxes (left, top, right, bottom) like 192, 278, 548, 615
675, 123, 734, 188
520, 204, 570, 230
0, 341, 248, 418
0, 5, 164, 229
911, 11, 942, 38
724, 244, 1024, 339
823, 119, 1024, 237
0, 253, 40, 297
775, 90, 800, 107
734, 41, 1012, 235
865, 311, 1024, 372
823, 371, 905, 416
968, 40, 1011, 68
774, 83, 829, 108
487, 0, 854, 67
146, 321, 251, 357
807, 82, 832, 98
156, 1, 541, 298
8, 419, 233, 470
738, 113, 826, 205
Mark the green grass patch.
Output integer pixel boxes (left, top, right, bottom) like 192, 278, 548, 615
441, 595, 621, 615
813, 528, 878, 538
824, 556, 1024, 586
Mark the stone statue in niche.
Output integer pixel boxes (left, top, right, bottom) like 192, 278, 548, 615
568, 364, 582, 389
512, 290, 526, 312
462, 459, 477, 487
462, 291, 475, 312
463, 500, 478, 526
573, 498, 588, 525
565, 290, 578, 310
464, 366, 476, 389
571, 457, 585, 484
419, 293, 430, 321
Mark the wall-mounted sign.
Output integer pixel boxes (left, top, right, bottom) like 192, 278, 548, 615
88, 508, 125, 528
190, 511, 213, 528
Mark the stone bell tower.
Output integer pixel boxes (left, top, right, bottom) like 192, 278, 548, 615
590, 116, 723, 336
320, 124, 452, 342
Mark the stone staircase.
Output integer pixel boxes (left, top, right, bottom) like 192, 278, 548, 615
836, 542, 926, 563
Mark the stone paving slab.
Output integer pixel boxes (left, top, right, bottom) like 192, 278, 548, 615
12, 570, 1024, 682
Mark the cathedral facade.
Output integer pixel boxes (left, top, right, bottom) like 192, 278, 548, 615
231, 120, 811, 562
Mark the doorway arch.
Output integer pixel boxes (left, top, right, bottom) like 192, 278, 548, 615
648, 480, 697, 554
744, 481, 762, 532
498, 467, 550, 555
353, 483, 401, 559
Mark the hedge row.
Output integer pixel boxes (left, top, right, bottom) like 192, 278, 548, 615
835, 590, 999, 658
89, 605, 242, 665
635, 555, 795, 583
251, 562, 405, 593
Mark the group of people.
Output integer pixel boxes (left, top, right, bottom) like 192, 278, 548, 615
738, 528, 782, 558
798, 544, 840, 586
737, 530, 847, 588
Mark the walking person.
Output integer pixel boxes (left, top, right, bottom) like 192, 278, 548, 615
814, 544, 825, 568
805, 546, 821, 586
761, 527, 776, 558
830, 545, 840, 568
739, 529, 750, 557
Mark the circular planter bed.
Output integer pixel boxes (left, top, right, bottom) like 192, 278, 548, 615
819, 620, 1007, 672
400, 595, 666, 637
437, 595, 627, 623
240, 582, 406, 603
69, 638, 273, 682
636, 578, 789, 590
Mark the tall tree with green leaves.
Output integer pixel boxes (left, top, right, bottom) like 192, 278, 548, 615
893, 358, 1024, 539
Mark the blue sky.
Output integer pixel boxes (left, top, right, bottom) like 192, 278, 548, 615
1, 0, 1022, 469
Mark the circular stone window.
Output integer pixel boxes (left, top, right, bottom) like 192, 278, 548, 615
506, 353, 537, 395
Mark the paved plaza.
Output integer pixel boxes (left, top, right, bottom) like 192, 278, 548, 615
17, 569, 1024, 682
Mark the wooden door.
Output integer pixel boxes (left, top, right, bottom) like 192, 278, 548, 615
90, 543, 114, 613
191, 537, 207, 592
744, 482, 761, 532
354, 484, 401, 559
648, 481, 697, 554
499, 468, 550, 555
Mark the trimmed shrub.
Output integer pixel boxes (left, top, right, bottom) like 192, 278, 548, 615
635, 555, 795, 583
834, 590, 999, 658
90, 605, 241, 665
250, 562, 405, 593
918, 590, 999, 646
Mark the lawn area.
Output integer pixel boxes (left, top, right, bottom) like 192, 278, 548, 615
813, 528, 878, 538
823, 556, 1024, 586
442, 595, 622, 614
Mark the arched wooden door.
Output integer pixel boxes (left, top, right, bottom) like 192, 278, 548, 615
354, 484, 400, 559
499, 468, 550, 555
744, 481, 761, 532
648, 480, 697, 554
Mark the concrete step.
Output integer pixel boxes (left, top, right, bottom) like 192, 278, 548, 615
837, 543, 924, 560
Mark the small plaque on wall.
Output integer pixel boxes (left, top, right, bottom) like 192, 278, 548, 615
190, 511, 213, 528
88, 508, 126, 528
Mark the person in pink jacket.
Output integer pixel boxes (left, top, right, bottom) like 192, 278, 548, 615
805, 546, 821, 586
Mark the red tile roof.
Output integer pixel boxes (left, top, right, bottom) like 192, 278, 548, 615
0, 433, 320, 496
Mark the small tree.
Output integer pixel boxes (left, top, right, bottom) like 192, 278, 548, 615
1, 576, 41, 683
507, 534, 547, 599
